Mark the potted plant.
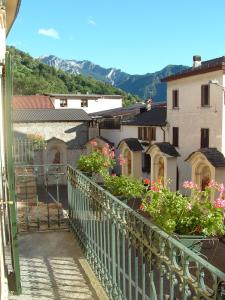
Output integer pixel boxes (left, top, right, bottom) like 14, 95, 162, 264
103, 174, 145, 208
27, 133, 46, 150
77, 141, 116, 182
140, 179, 225, 251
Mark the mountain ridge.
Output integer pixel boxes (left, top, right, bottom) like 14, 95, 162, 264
40, 55, 189, 100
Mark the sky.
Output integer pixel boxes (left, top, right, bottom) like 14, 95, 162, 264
7, 0, 225, 75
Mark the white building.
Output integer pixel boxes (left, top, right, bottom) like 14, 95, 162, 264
45, 93, 123, 114
159, 55, 225, 191
87, 103, 168, 179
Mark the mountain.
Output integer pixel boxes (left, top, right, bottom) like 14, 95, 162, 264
41, 55, 189, 101
8, 47, 139, 106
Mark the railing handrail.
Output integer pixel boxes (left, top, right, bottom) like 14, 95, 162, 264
67, 164, 225, 280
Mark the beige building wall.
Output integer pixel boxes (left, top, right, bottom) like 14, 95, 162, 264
167, 70, 224, 189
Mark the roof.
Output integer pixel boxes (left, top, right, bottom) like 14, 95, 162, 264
13, 109, 91, 123
118, 138, 143, 151
124, 106, 167, 126
148, 142, 180, 157
186, 148, 225, 167
6, 0, 21, 35
45, 93, 122, 99
13, 95, 54, 109
90, 103, 145, 118
161, 56, 225, 82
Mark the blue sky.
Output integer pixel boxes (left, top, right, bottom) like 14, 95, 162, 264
7, 0, 225, 74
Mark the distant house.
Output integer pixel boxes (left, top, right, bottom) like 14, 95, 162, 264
13, 108, 91, 167
44, 93, 123, 114
88, 102, 167, 179
160, 55, 225, 191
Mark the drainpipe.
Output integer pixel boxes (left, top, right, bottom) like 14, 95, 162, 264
160, 126, 166, 142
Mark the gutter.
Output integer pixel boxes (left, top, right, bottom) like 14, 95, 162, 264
160, 125, 166, 142
6, 0, 21, 36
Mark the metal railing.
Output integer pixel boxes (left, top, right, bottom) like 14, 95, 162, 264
13, 138, 35, 164
67, 165, 225, 300
15, 164, 68, 231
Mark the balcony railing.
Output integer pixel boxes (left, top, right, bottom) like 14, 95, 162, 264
67, 165, 225, 299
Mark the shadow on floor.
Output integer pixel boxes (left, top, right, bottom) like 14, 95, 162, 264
9, 231, 107, 300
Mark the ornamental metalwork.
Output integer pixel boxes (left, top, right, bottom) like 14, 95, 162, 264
67, 165, 225, 300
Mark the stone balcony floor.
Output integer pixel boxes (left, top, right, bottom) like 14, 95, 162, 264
9, 231, 108, 300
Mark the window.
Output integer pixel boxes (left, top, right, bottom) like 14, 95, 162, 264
81, 99, 88, 107
148, 127, 156, 141
201, 85, 210, 106
142, 153, 151, 173
172, 127, 179, 147
201, 128, 209, 148
138, 127, 156, 142
60, 99, 67, 107
99, 117, 121, 129
172, 90, 179, 108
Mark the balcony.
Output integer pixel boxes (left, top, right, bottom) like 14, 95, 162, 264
5, 163, 225, 299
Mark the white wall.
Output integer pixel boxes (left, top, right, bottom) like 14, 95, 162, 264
167, 70, 224, 188
52, 97, 122, 113
100, 125, 166, 148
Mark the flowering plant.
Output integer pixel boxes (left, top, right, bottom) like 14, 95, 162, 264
77, 141, 116, 175
141, 179, 225, 236
104, 174, 145, 199
27, 134, 46, 150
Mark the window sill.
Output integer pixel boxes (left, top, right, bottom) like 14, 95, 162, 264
172, 107, 179, 110
201, 105, 211, 108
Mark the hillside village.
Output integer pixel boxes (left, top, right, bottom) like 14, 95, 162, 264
1, 1, 225, 300
13, 55, 225, 194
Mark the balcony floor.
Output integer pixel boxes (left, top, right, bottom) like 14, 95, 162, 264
9, 231, 108, 300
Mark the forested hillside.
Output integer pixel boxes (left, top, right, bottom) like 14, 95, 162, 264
8, 47, 139, 106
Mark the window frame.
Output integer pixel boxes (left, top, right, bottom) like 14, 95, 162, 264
172, 89, 179, 108
60, 99, 68, 107
201, 84, 210, 107
81, 99, 88, 107
172, 127, 179, 147
201, 128, 209, 148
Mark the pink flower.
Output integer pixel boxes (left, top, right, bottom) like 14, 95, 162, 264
118, 154, 126, 166
109, 151, 115, 159
102, 147, 109, 156
214, 198, 225, 208
183, 181, 198, 190
111, 173, 116, 177
90, 140, 97, 147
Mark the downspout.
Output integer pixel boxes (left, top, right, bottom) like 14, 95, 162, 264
160, 125, 166, 142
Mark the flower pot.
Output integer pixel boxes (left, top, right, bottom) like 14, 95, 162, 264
177, 234, 205, 253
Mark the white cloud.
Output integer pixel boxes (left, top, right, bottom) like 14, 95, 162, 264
38, 28, 60, 39
88, 18, 96, 26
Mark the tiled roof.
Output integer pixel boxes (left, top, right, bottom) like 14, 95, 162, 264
118, 138, 143, 151
13, 109, 91, 123
147, 142, 180, 157
13, 95, 54, 109
186, 148, 225, 167
161, 56, 225, 82
124, 107, 167, 126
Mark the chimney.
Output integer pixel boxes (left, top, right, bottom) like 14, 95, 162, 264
193, 55, 201, 68
145, 98, 153, 111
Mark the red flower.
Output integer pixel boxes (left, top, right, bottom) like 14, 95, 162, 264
140, 204, 145, 211
143, 178, 151, 185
